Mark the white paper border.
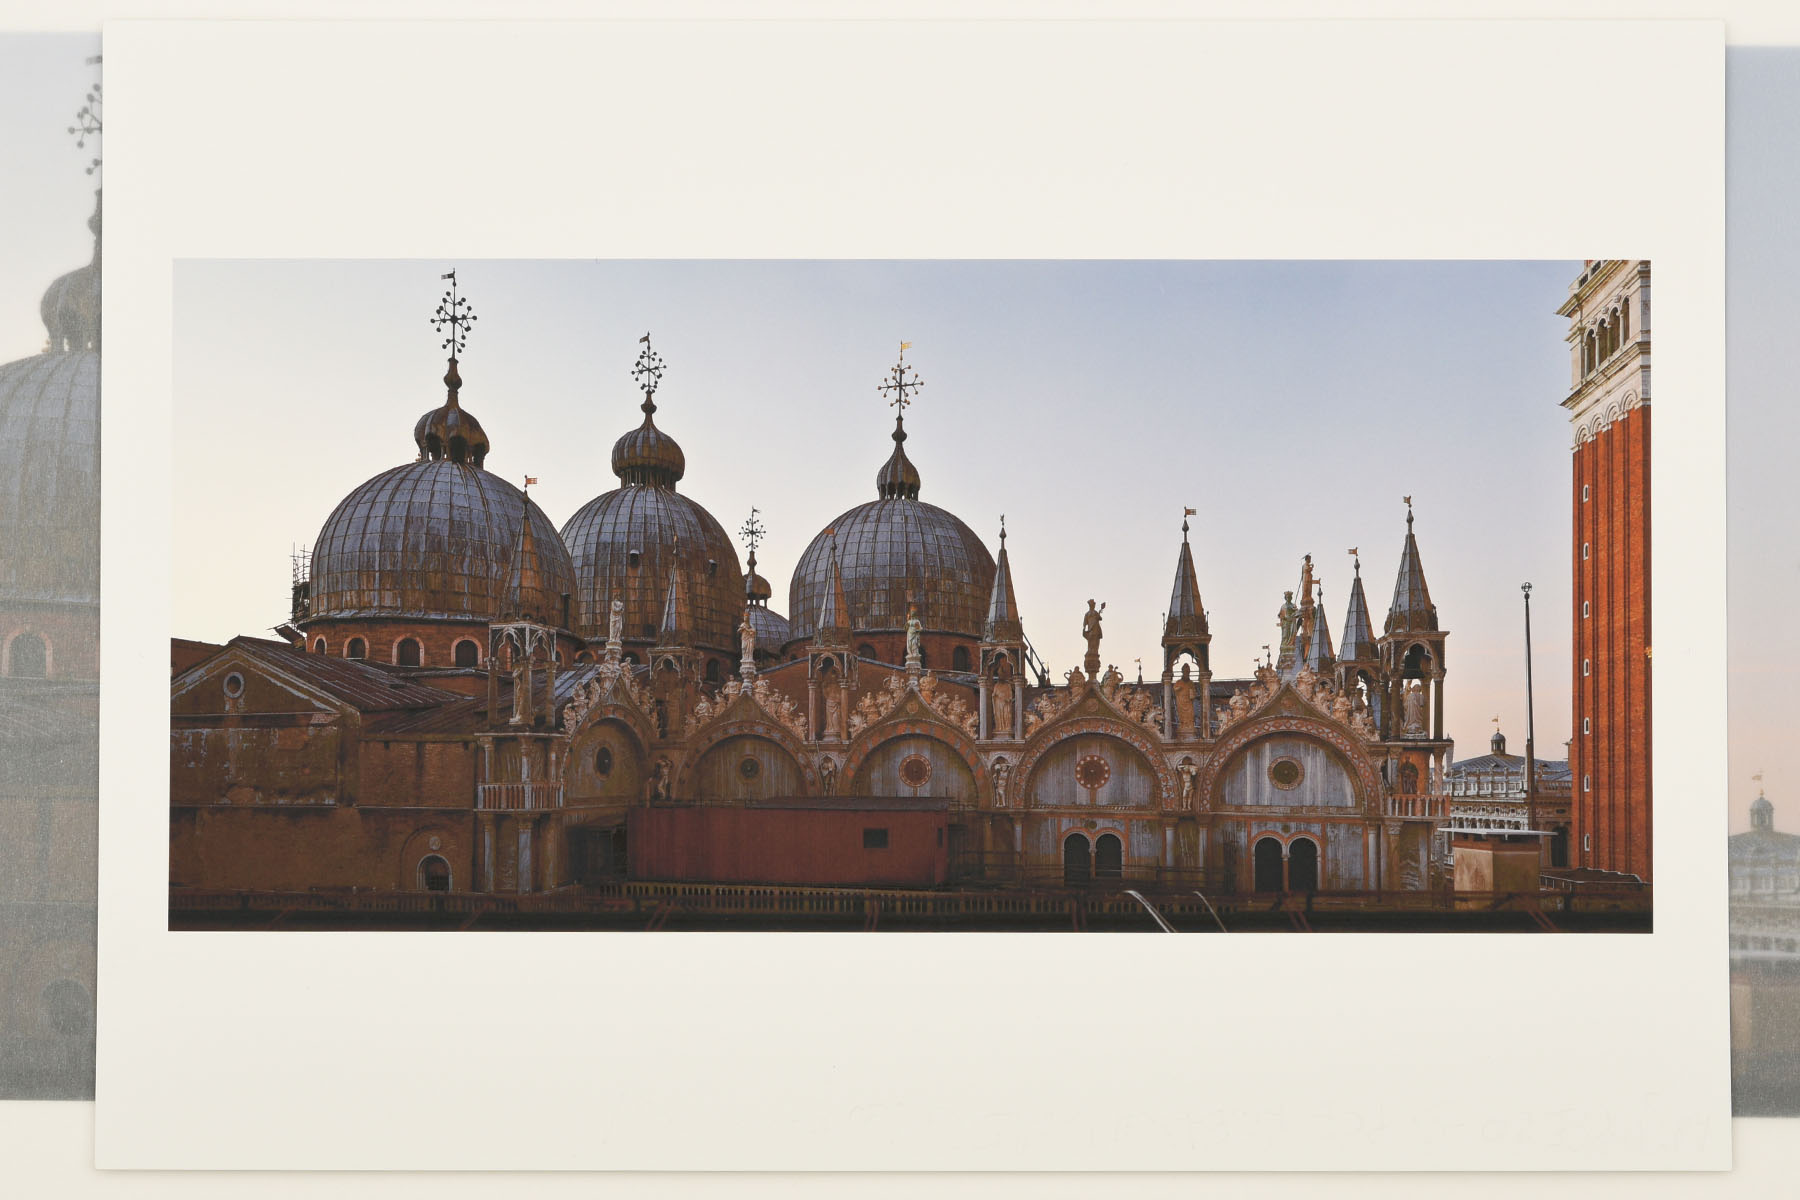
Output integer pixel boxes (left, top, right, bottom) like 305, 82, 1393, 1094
99, 18, 1727, 1170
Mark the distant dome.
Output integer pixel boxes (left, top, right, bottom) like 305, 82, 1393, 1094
787, 415, 994, 644
1753, 792, 1775, 832
562, 350, 742, 655
309, 461, 574, 625
0, 350, 99, 605
746, 603, 791, 650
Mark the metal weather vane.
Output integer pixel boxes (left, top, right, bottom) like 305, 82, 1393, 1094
878, 340, 924, 414
67, 55, 102, 177
633, 332, 666, 400
431, 270, 477, 358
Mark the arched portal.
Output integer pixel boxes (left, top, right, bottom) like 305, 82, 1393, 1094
7, 632, 47, 678
1063, 833, 1091, 886
1094, 833, 1123, 880
418, 855, 452, 892
1288, 837, 1320, 892
1253, 837, 1285, 892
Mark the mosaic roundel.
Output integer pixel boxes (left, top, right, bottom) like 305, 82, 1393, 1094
1075, 753, 1112, 790
739, 756, 761, 781
898, 754, 933, 789
1269, 757, 1304, 790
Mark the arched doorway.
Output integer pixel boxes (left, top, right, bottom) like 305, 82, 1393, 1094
1253, 837, 1285, 892
1063, 833, 1091, 886
1288, 837, 1320, 892
418, 855, 452, 892
1094, 833, 1123, 880
8, 632, 47, 678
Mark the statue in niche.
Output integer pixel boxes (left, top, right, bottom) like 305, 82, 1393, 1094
1081, 599, 1105, 675
510, 649, 533, 726
652, 696, 669, 739
991, 758, 1011, 808
1173, 664, 1195, 735
825, 690, 843, 740
1403, 679, 1427, 736
991, 675, 1014, 735
739, 609, 756, 664
905, 604, 923, 664
819, 756, 837, 796
648, 758, 672, 802
1177, 758, 1198, 810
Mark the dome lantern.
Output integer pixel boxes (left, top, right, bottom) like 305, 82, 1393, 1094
413, 271, 489, 467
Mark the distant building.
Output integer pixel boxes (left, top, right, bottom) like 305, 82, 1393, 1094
1560, 260, 1651, 880
1730, 791, 1800, 1114
1443, 728, 1573, 870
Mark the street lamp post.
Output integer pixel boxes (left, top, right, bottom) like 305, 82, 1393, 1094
1522, 582, 1537, 835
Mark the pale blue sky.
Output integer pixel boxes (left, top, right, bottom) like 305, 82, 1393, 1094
169, 256, 1578, 760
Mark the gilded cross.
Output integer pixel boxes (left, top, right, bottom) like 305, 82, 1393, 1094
740, 507, 766, 556
878, 341, 923, 413
633, 333, 665, 398
431, 270, 477, 357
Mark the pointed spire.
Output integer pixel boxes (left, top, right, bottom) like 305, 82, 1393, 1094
657, 564, 688, 643
505, 483, 548, 622
1340, 551, 1379, 661
1164, 512, 1208, 642
1304, 582, 1335, 670
983, 517, 1022, 643
1385, 498, 1438, 635
813, 530, 853, 646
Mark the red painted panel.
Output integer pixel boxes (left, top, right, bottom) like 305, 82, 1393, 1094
627, 806, 949, 887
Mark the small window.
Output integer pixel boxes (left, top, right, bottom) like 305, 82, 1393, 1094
7, 632, 47, 679
1583, 717, 1591, 734
863, 828, 889, 850
396, 637, 422, 667
222, 672, 245, 698
705, 659, 723, 683
1583, 833, 1592, 850
313, 638, 326, 654
346, 638, 367, 660
1582, 601, 1590, 618
595, 746, 613, 776
1582, 542, 1590, 560
1583, 775, 1591, 793
628, 550, 641, 569
454, 640, 480, 668
1582, 484, 1590, 502
952, 646, 972, 673
858, 643, 877, 660
707, 559, 718, 578
1583, 659, 1590, 676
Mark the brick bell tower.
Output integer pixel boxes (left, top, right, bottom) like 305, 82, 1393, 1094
1560, 260, 1651, 881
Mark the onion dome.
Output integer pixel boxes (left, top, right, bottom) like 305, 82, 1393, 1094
309, 459, 574, 625
741, 544, 791, 650
560, 336, 743, 655
788, 352, 995, 647
0, 191, 101, 606
306, 274, 575, 626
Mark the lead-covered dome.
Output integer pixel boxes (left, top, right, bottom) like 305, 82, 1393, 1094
560, 342, 742, 655
307, 348, 575, 626
0, 192, 101, 606
787, 414, 994, 645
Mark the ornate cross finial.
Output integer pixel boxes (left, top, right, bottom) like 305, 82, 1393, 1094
67, 55, 102, 177
740, 506, 765, 556
431, 270, 477, 358
1403, 495, 1414, 527
633, 332, 665, 402
878, 340, 924, 415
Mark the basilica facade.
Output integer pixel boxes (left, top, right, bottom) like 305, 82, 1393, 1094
171, 287, 1472, 904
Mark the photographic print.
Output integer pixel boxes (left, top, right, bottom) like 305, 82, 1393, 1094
169, 258, 1650, 933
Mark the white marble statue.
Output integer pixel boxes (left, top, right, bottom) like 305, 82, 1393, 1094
991, 676, 1013, 736
739, 609, 756, 663
905, 604, 923, 666
606, 596, 625, 659
992, 758, 1011, 808
1403, 679, 1426, 735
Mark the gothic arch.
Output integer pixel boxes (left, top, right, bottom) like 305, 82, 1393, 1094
1013, 712, 1175, 810
676, 714, 817, 798
1200, 712, 1383, 815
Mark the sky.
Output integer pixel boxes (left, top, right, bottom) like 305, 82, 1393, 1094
168, 257, 1578, 759
1726, 50, 1800, 833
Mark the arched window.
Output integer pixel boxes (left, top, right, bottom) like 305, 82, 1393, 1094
951, 645, 972, 673
1585, 329, 1597, 375
396, 637, 422, 667
7, 632, 47, 678
419, 855, 451, 892
705, 659, 722, 684
1620, 297, 1630, 342
1253, 837, 1285, 892
312, 637, 326, 654
1094, 833, 1123, 880
345, 638, 366, 660
858, 643, 877, 661
1062, 833, 1091, 886
1288, 838, 1320, 892
454, 639, 480, 668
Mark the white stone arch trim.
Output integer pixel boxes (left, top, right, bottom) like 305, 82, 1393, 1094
673, 718, 817, 798
1013, 713, 1175, 811
2, 625, 53, 677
